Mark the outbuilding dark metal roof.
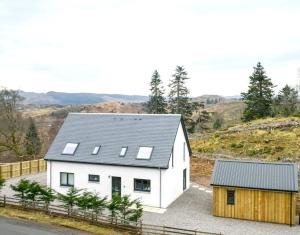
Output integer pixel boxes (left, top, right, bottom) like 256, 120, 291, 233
211, 160, 298, 192
44, 113, 191, 169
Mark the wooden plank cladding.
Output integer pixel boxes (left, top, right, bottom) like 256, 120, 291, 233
0, 159, 47, 180
213, 186, 297, 225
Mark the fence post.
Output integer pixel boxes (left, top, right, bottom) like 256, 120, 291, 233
4, 195, 6, 207
20, 162, 22, 176
139, 220, 142, 234
163, 225, 166, 234
9, 164, 13, 179
29, 161, 32, 174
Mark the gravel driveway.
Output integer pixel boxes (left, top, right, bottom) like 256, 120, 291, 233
0, 172, 47, 197
2, 173, 300, 235
142, 184, 300, 235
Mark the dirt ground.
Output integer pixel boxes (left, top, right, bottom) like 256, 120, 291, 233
190, 157, 214, 187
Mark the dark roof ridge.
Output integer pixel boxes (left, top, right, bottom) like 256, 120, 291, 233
69, 112, 182, 116
216, 159, 295, 166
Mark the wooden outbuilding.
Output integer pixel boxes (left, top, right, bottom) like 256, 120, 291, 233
211, 160, 298, 225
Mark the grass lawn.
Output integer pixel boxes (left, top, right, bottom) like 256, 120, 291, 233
0, 206, 128, 235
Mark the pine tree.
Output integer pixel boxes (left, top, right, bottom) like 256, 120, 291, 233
147, 70, 167, 114
168, 66, 199, 117
241, 62, 274, 122
25, 118, 41, 158
274, 85, 298, 116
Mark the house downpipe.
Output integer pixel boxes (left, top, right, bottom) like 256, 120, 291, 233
290, 191, 292, 227
49, 161, 52, 189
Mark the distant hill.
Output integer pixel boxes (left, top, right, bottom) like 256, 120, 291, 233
19, 91, 148, 105
193, 94, 241, 104
193, 95, 225, 104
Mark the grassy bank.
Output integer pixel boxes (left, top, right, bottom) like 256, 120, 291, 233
0, 206, 126, 235
191, 117, 300, 161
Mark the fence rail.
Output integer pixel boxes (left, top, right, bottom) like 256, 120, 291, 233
0, 159, 46, 180
0, 195, 222, 235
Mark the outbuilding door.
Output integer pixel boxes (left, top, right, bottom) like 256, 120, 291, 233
112, 176, 121, 197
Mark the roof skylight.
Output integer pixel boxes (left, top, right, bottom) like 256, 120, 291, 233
62, 143, 79, 155
119, 147, 127, 157
92, 146, 101, 155
137, 147, 153, 160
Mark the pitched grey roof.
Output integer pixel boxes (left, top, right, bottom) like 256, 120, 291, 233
44, 113, 191, 168
211, 160, 298, 192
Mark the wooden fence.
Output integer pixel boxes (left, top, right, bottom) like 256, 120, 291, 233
0, 159, 46, 180
0, 195, 222, 235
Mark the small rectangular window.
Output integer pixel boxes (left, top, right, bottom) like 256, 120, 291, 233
60, 172, 74, 187
227, 190, 235, 205
88, 174, 100, 182
137, 147, 153, 160
134, 179, 151, 192
92, 146, 100, 155
120, 147, 127, 157
62, 143, 79, 155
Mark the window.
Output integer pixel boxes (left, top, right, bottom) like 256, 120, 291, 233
227, 190, 235, 205
136, 147, 153, 160
183, 169, 187, 190
119, 147, 128, 157
92, 146, 100, 155
62, 143, 79, 155
88, 174, 100, 182
60, 172, 74, 187
134, 179, 151, 192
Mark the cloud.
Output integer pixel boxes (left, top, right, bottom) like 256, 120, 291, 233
0, 0, 299, 96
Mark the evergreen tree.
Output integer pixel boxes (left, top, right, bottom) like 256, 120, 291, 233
168, 66, 200, 131
24, 118, 41, 158
241, 62, 274, 122
147, 70, 167, 114
274, 85, 298, 116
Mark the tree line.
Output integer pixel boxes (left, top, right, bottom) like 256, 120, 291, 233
147, 66, 209, 132
0, 88, 41, 159
241, 62, 299, 122
0, 178, 142, 223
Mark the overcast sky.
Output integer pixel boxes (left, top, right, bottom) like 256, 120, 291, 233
0, 0, 300, 97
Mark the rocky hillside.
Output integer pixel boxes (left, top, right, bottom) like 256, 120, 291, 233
191, 117, 300, 161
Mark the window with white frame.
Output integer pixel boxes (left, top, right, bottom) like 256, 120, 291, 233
92, 146, 101, 155
60, 172, 74, 187
136, 147, 153, 160
119, 147, 128, 157
62, 143, 79, 155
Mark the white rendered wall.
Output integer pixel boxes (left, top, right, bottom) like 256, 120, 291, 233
47, 161, 161, 207
46, 123, 190, 209
161, 123, 190, 208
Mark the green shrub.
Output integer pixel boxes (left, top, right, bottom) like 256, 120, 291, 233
57, 187, 82, 215
0, 177, 5, 191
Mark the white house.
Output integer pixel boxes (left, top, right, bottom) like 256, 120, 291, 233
44, 113, 191, 208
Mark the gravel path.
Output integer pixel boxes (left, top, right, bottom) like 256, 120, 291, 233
2, 173, 300, 235
143, 183, 300, 235
1, 172, 47, 197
